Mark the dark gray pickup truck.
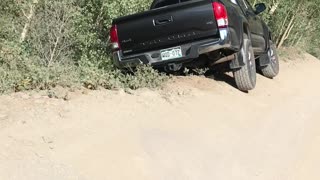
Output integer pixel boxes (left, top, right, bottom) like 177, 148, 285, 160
109, 0, 279, 91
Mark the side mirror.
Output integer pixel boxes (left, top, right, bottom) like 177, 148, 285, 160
254, 3, 266, 15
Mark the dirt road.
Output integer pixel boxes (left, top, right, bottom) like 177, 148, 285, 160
0, 53, 320, 180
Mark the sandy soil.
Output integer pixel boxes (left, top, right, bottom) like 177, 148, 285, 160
0, 53, 320, 180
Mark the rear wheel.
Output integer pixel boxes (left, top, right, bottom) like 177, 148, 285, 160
233, 34, 256, 91
261, 40, 279, 78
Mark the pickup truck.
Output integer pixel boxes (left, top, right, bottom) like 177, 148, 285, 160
109, 0, 280, 91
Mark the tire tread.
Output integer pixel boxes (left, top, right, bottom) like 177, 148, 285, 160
233, 37, 256, 91
261, 41, 279, 78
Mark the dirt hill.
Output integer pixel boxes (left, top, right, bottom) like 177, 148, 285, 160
0, 53, 320, 180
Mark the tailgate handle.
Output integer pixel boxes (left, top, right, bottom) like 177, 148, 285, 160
154, 16, 173, 26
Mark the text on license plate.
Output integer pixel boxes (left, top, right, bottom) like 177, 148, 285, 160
160, 47, 183, 61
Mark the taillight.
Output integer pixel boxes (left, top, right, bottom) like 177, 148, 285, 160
212, 2, 228, 28
110, 25, 120, 51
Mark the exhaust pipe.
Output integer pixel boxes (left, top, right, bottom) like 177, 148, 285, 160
164, 63, 183, 72
210, 54, 235, 66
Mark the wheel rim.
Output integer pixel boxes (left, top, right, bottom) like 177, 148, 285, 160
248, 47, 255, 73
247, 45, 256, 83
268, 45, 277, 67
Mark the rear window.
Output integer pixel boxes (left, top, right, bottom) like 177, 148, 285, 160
151, 0, 192, 9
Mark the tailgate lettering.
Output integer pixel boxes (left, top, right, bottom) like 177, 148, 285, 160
140, 31, 198, 47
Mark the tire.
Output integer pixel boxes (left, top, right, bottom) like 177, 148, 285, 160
233, 34, 257, 91
261, 40, 279, 78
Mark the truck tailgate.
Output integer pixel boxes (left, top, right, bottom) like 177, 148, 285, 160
114, 0, 219, 55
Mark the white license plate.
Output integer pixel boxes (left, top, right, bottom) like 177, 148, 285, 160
160, 47, 183, 61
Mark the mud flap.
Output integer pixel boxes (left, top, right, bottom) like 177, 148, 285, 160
259, 53, 271, 67
230, 53, 245, 69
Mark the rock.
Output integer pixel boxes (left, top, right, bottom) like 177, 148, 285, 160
0, 114, 8, 120
117, 89, 126, 96
124, 88, 135, 95
42, 136, 54, 144
47, 86, 71, 101
63, 93, 71, 101
82, 89, 89, 95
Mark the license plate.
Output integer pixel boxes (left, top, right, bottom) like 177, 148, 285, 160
160, 47, 183, 61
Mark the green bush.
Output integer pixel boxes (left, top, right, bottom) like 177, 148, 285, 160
248, 0, 320, 55
0, 0, 166, 94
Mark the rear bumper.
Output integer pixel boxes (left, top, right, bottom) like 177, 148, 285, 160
112, 30, 233, 68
